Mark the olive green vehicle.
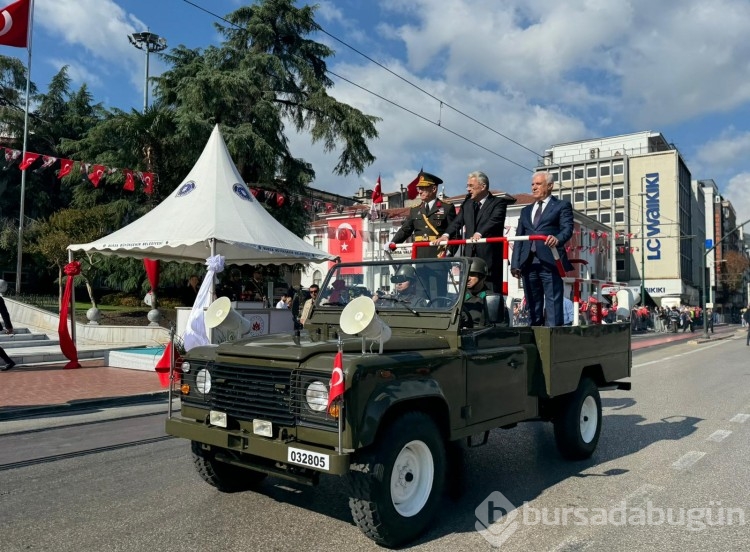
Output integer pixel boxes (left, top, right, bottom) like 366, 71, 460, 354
166, 257, 631, 548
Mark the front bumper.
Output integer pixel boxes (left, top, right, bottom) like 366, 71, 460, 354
166, 417, 351, 475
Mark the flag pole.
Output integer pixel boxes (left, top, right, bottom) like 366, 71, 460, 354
14, 0, 35, 294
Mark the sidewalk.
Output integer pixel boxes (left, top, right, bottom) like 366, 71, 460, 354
0, 324, 745, 421
0, 358, 168, 421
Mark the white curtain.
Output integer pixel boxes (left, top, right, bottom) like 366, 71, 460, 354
183, 254, 225, 351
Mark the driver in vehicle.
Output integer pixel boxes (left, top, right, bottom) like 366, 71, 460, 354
375, 265, 429, 308
461, 257, 490, 328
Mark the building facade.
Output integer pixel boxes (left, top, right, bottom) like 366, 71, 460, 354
537, 131, 702, 307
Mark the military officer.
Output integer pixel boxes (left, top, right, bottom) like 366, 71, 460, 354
386, 171, 457, 259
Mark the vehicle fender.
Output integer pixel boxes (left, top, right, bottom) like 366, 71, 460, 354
354, 378, 449, 449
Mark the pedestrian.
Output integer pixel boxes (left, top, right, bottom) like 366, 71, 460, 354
387, 171, 457, 258
299, 284, 319, 326
510, 171, 574, 326
0, 280, 16, 371
743, 306, 750, 346
181, 274, 200, 306
245, 266, 268, 305
276, 293, 289, 309
563, 296, 575, 326
436, 170, 508, 294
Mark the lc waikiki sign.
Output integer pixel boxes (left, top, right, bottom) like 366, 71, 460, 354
644, 173, 662, 260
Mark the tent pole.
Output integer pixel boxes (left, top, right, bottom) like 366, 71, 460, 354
209, 238, 216, 344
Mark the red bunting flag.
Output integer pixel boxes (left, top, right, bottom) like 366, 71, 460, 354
327, 350, 345, 416
141, 172, 154, 195
57, 158, 74, 179
372, 175, 383, 204
88, 164, 106, 187
18, 151, 40, 170
122, 169, 135, 191
0, 0, 31, 48
4, 148, 21, 168
35, 155, 58, 173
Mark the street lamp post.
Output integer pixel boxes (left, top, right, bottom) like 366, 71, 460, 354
702, 217, 750, 339
128, 31, 167, 111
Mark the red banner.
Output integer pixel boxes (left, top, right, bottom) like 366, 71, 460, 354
58, 261, 81, 369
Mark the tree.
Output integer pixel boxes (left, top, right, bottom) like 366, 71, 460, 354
29, 202, 133, 307
153, 0, 379, 234
719, 250, 750, 294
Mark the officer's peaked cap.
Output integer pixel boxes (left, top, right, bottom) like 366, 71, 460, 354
416, 171, 443, 187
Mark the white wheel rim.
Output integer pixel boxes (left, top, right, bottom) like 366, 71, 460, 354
580, 395, 598, 443
390, 439, 434, 517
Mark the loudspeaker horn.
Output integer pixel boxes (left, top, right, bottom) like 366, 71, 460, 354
340, 296, 392, 354
205, 296, 252, 340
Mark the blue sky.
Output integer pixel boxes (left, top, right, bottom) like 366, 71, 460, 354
3, 0, 750, 223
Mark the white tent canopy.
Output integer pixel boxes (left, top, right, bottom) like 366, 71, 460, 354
68, 124, 335, 265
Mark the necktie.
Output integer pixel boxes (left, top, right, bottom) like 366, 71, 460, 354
531, 201, 543, 253
533, 201, 544, 226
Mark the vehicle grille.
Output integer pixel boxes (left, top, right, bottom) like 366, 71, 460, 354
209, 363, 294, 425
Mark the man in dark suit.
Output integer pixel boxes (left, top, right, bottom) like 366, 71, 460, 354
510, 171, 574, 327
436, 171, 508, 293
387, 171, 457, 259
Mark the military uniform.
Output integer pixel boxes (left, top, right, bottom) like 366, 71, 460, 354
391, 172, 457, 259
461, 286, 488, 328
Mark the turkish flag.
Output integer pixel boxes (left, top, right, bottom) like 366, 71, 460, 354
141, 171, 154, 195
327, 350, 344, 415
0, 0, 31, 48
334, 218, 361, 262
35, 155, 58, 173
372, 175, 383, 204
406, 172, 420, 200
18, 151, 39, 170
57, 158, 74, 179
122, 169, 135, 191
88, 164, 106, 187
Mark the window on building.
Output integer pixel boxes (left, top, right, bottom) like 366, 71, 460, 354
613, 187, 624, 199
600, 189, 611, 200
313, 236, 323, 250
615, 211, 624, 223
313, 270, 323, 286
613, 163, 624, 175
616, 259, 625, 271
574, 168, 584, 179
562, 169, 571, 181
600, 212, 611, 223
550, 171, 559, 182
562, 193, 572, 203
587, 190, 597, 201
590, 213, 598, 221
575, 192, 585, 203
587, 166, 597, 178
600, 165, 611, 177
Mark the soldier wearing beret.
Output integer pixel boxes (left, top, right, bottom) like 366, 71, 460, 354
387, 171, 457, 259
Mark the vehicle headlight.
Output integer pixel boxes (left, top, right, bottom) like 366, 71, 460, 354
181, 361, 191, 373
305, 380, 329, 412
195, 368, 212, 395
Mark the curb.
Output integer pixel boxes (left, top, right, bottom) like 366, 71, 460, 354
0, 390, 169, 421
686, 332, 740, 345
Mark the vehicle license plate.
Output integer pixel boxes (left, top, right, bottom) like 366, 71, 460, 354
287, 447, 330, 471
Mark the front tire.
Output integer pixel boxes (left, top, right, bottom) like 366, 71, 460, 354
553, 378, 602, 460
191, 441, 267, 492
346, 412, 446, 548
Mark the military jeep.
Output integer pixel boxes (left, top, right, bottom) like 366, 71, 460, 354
165, 257, 631, 547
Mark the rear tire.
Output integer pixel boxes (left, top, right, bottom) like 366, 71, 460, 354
191, 441, 267, 492
553, 378, 602, 460
346, 412, 446, 548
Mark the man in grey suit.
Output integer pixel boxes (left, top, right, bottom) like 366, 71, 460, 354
510, 171, 574, 326
436, 171, 508, 294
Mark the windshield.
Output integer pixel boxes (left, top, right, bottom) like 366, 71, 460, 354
316, 258, 468, 311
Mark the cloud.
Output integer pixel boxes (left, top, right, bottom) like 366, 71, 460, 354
723, 173, 750, 225
695, 129, 750, 169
